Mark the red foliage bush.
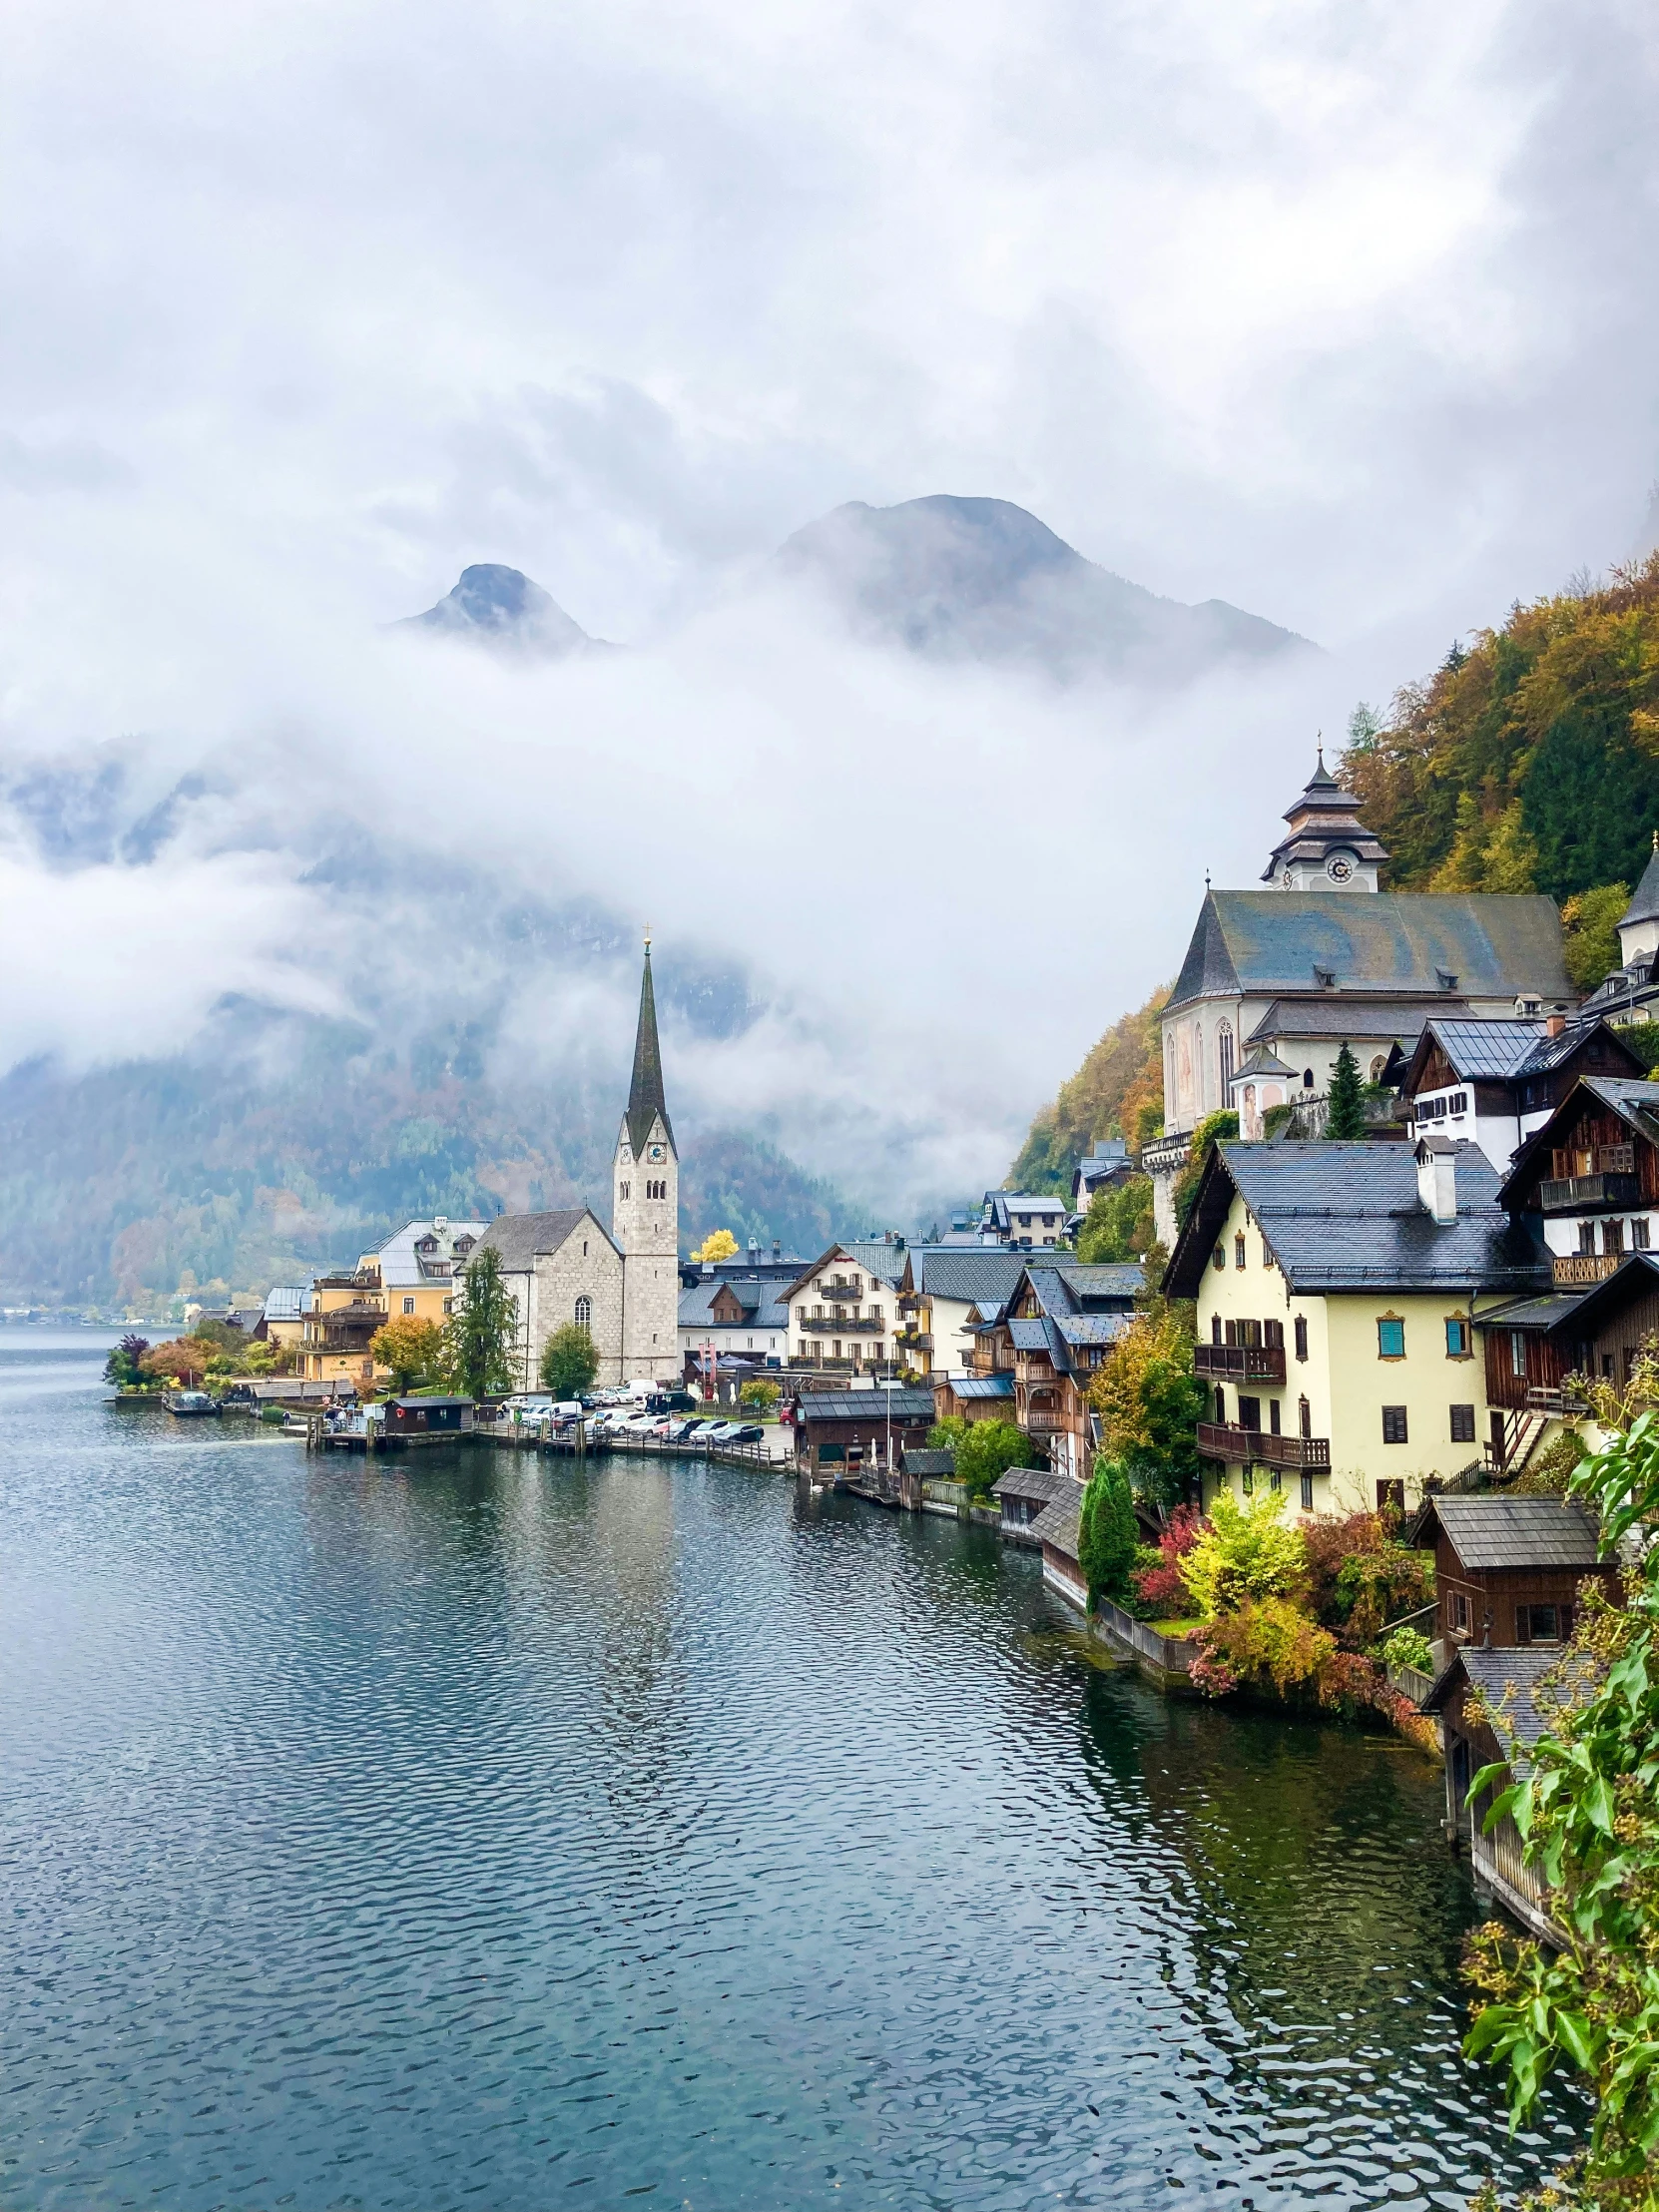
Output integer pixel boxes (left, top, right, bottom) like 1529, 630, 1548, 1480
1133, 1503, 1203, 1610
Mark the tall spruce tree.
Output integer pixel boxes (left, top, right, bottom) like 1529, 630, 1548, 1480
1078, 1456, 1138, 1607
1325, 1041, 1367, 1140
444, 1246, 519, 1399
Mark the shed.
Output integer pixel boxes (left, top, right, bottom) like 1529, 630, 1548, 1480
1029, 1481, 1088, 1610
791, 1388, 935, 1476
990, 1463, 1078, 1543
383, 1395, 475, 1435
1411, 1493, 1615, 1653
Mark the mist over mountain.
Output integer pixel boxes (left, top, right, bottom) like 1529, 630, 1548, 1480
776, 495, 1316, 684
397, 563, 615, 658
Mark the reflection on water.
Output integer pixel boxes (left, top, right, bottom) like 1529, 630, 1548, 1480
0, 1332, 1586, 2208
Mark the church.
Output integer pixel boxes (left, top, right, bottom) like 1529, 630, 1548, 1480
475, 942, 682, 1388
1143, 754, 1577, 1245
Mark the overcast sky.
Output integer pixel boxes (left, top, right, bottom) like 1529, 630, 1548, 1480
4, 0, 1659, 1210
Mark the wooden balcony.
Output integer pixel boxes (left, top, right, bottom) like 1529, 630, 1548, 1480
1550, 1252, 1622, 1287
799, 1314, 881, 1333
1197, 1420, 1330, 1469
893, 1330, 932, 1352
1538, 1171, 1640, 1216
1195, 1342, 1286, 1383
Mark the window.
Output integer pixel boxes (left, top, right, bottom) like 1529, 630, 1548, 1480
1241, 1468, 1254, 1494
1298, 1395, 1311, 1438
1234, 1234, 1247, 1269
1262, 1242, 1276, 1270
620, 1181, 630, 1201
1303, 1068, 1315, 1088
403, 1296, 415, 1315
1300, 1472, 1314, 1511
443, 1298, 453, 1316
1578, 1220, 1597, 1255
1377, 1478, 1405, 1514
1238, 1395, 1261, 1431
1265, 1320, 1284, 1350
1215, 1385, 1226, 1422
1377, 1316, 1405, 1360
1637, 1220, 1653, 1251
1444, 1317, 1469, 1359
575, 1296, 591, 1328
1269, 1399, 1282, 1436
1269, 1469, 1282, 1492
1510, 1330, 1527, 1379
1294, 1316, 1309, 1362
1213, 1246, 1226, 1272
1604, 1219, 1626, 1257
1449, 1403, 1476, 1443
1449, 1590, 1470, 1634
1219, 1022, 1235, 1095
1382, 1404, 1408, 1443
1211, 1316, 1223, 1345
1515, 1604, 1561, 1646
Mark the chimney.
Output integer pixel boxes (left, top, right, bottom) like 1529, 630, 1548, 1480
1414, 1136, 1457, 1223
772, 1240, 781, 1261
1545, 1013, 1565, 1038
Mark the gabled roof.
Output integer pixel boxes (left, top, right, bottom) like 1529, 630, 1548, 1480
1163, 1139, 1547, 1299
371, 1217, 491, 1287
902, 1448, 957, 1477
1499, 1075, 1659, 1208
792, 1389, 935, 1422
474, 1209, 614, 1270
845, 1240, 908, 1289
900, 1247, 1069, 1307
1167, 891, 1572, 1015
990, 1464, 1076, 1504
949, 1374, 1015, 1399
678, 1277, 791, 1332
1030, 1483, 1086, 1558
1419, 1644, 1563, 1743
262, 1285, 311, 1322
1400, 1017, 1642, 1097
1413, 1493, 1602, 1570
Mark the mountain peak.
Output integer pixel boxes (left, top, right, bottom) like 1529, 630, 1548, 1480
398, 564, 605, 658
776, 493, 1316, 683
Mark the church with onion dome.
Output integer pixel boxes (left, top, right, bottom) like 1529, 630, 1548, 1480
1142, 752, 1577, 1245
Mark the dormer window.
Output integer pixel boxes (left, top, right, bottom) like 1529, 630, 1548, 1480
1313, 964, 1337, 989
415, 1236, 438, 1256
1436, 968, 1458, 991
452, 1236, 474, 1258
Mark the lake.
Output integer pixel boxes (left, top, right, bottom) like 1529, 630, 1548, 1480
0, 1331, 1584, 2208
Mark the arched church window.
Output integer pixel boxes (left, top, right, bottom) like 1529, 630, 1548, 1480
1303, 1069, 1314, 1089
620, 1182, 630, 1201
575, 1296, 591, 1328
1218, 1021, 1235, 1095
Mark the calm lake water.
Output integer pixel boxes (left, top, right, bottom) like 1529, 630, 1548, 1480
1, 1330, 1585, 2209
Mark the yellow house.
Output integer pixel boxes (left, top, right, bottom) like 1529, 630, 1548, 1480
1164, 1137, 1551, 1516
297, 1217, 490, 1385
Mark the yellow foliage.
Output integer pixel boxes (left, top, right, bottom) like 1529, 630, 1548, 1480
690, 1229, 740, 1263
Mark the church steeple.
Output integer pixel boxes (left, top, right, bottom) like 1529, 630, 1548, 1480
1262, 742, 1389, 891
624, 937, 675, 1157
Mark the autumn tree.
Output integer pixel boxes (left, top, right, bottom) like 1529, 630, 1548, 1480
103, 1334, 150, 1388
1089, 1301, 1207, 1511
539, 1323, 599, 1400
690, 1229, 740, 1264
1075, 1175, 1155, 1263
370, 1314, 444, 1393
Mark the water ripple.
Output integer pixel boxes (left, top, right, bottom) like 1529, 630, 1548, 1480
0, 1339, 1587, 2208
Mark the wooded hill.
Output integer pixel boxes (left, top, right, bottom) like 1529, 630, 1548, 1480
1009, 554, 1659, 1195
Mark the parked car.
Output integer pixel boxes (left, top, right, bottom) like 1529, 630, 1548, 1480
728, 1423, 764, 1444
700, 1420, 739, 1443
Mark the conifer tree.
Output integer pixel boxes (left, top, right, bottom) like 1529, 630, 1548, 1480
444, 1246, 519, 1399
1325, 1042, 1367, 1140
1079, 1456, 1138, 1606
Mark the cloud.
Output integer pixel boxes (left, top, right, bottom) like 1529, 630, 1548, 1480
1, 0, 1658, 1215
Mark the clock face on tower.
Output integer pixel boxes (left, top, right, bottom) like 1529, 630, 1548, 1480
1326, 851, 1355, 883
649, 1144, 665, 1162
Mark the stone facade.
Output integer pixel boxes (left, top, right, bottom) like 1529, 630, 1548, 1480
476, 1210, 626, 1388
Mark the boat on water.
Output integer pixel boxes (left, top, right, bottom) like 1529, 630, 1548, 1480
164, 1390, 221, 1417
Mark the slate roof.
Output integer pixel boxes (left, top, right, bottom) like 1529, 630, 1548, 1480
624, 944, 675, 1157
1420, 1645, 1562, 1745
262, 1285, 311, 1322
1056, 1313, 1133, 1348
1168, 891, 1572, 1014
991, 1464, 1077, 1504
1622, 837, 1659, 929
1164, 1139, 1547, 1299
1008, 1317, 1056, 1353
902, 1448, 957, 1477
1416, 1493, 1602, 1571
1248, 999, 1441, 1042
678, 1278, 791, 1332
794, 1390, 936, 1423
1500, 1076, 1659, 1208
949, 1375, 1015, 1399
1234, 1043, 1301, 1080
903, 1249, 1068, 1307
1030, 1486, 1086, 1558
1408, 1017, 1616, 1088
475, 1209, 611, 1270
845, 1241, 909, 1289
1475, 1290, 1589, 1333
372, 1217, 491, 1287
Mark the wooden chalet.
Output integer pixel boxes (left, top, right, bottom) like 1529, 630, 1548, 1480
1411, 1493, 1615, 1655
1474, 1250, 1659, 1472
990, 1463, 1078, 1545
790, 1387, 935, 1482
1499, 1075, 1659, 1292
1391, 1016, 1641, 1177
1004, 1262, 1137, 1483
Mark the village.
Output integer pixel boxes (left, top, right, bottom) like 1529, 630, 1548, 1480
109, 752, 1659, 1960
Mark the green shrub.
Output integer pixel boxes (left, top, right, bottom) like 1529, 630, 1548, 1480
1379, 1625, 1433, 1674
1180, 1488, 1308, 1617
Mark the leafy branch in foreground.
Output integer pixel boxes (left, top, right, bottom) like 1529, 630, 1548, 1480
1461, 1400, 1659, 2206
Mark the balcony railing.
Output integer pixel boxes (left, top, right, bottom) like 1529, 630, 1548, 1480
1538, 1171, 1640, 1216
1551, 1252, 1622, 1287
799, 1314, 880, 1334
1197, 1420, 1331, 1469
893, 1330, 932, 1352
1525, 1382, 1593, 1414
1195, 1342, 1287, 1383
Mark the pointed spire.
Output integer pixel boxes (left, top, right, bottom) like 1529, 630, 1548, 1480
625, 935, 674, 1157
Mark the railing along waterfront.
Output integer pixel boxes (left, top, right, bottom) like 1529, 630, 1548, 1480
1196, 1420, 1330, 1469
1194, 1342, 1287, 1383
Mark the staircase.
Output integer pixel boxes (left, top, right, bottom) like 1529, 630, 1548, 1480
1485, 1408, 1549, 1481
